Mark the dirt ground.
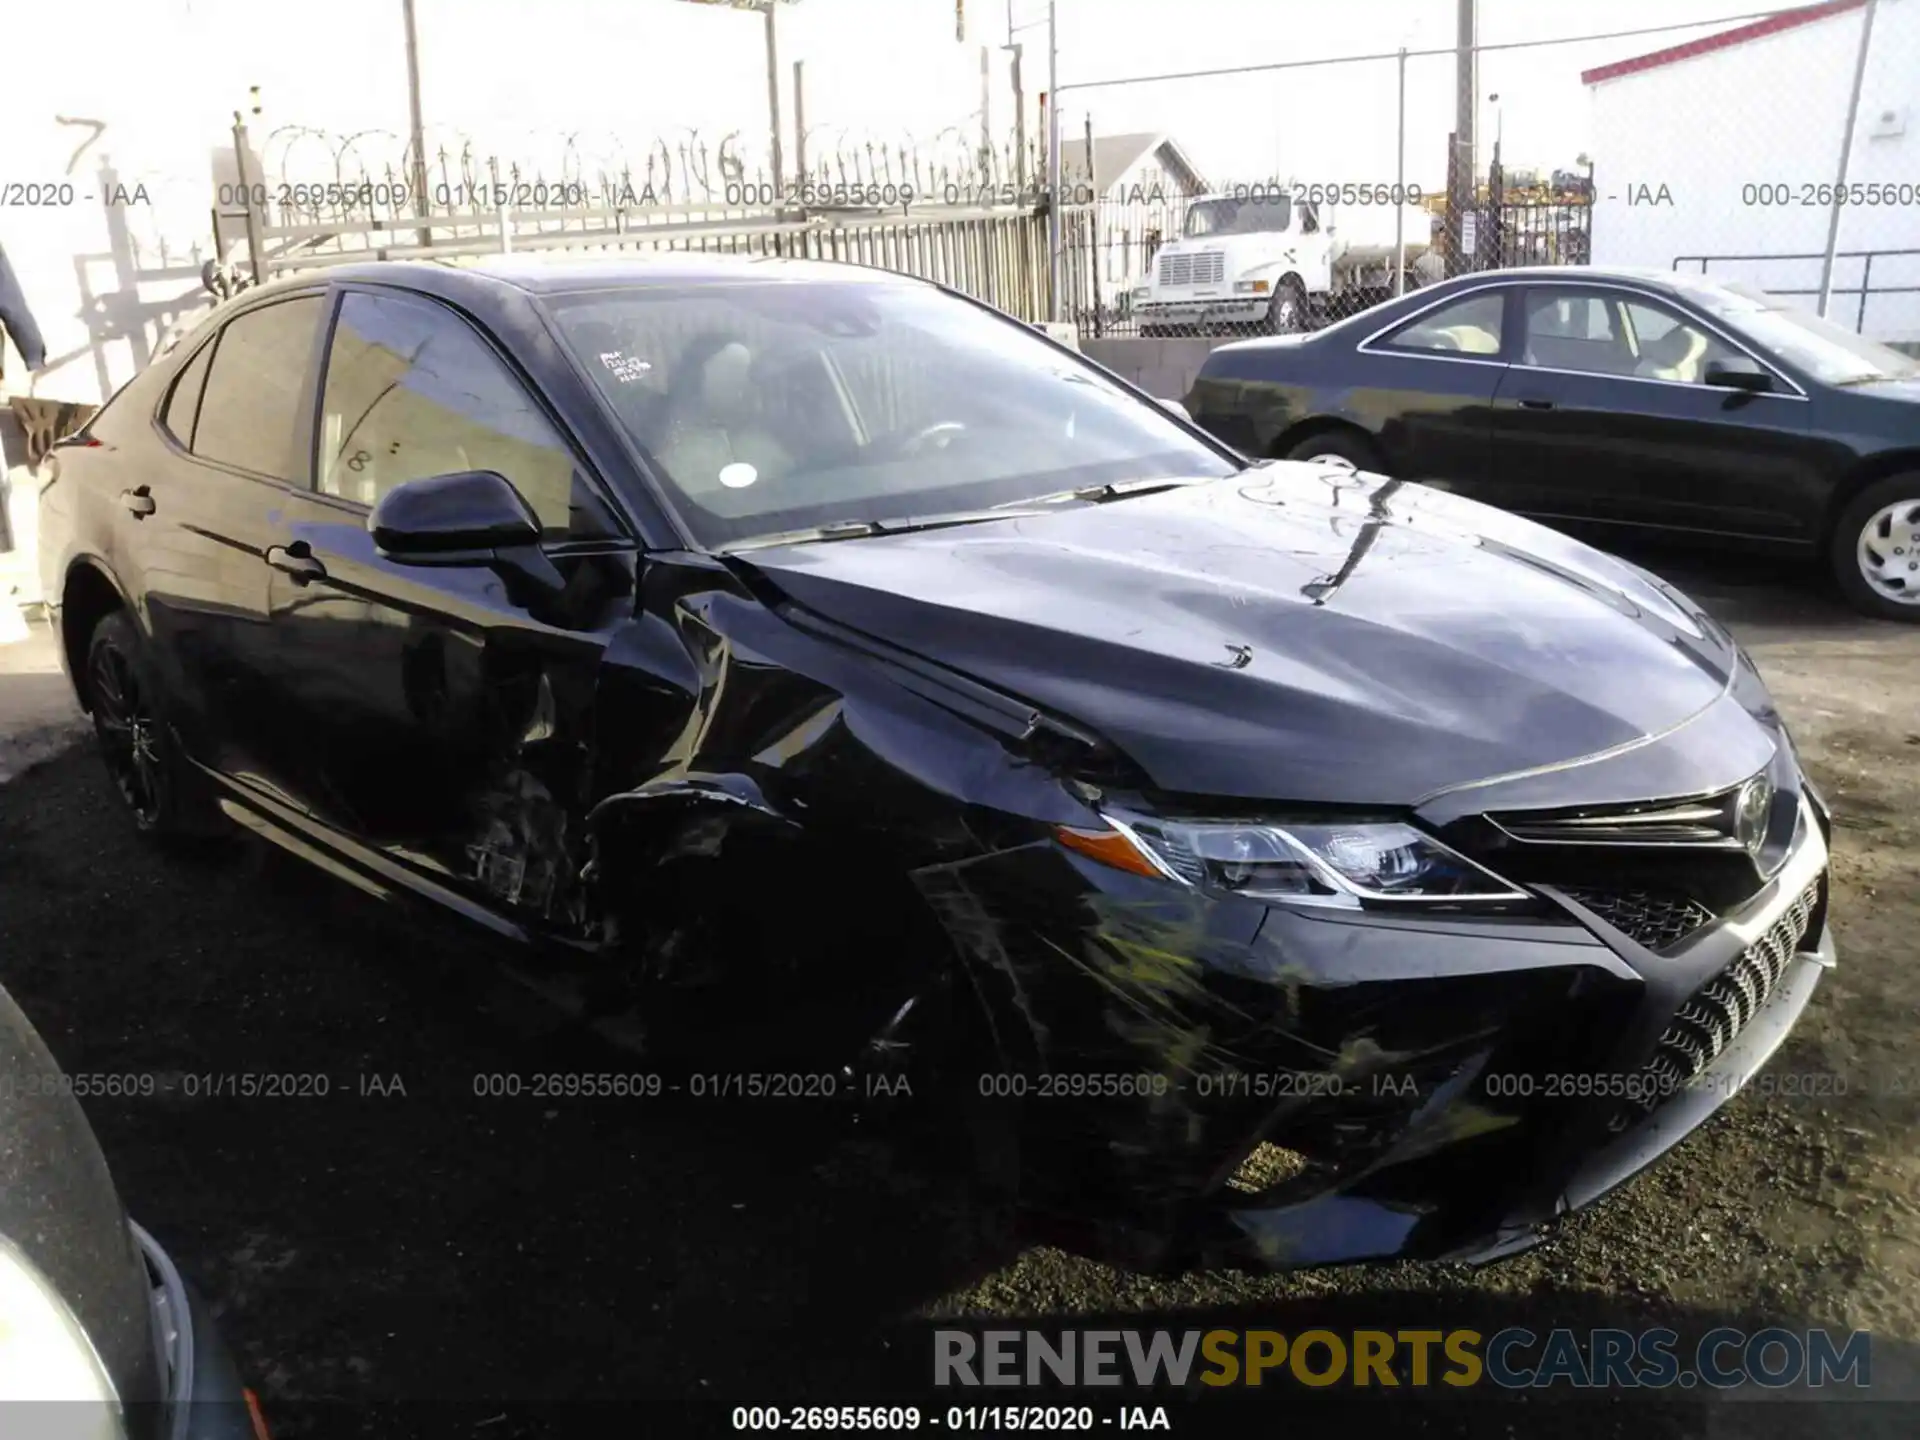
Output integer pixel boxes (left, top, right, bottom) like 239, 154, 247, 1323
0, 545, 1916, 1438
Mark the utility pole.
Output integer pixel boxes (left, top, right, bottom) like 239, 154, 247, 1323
793, 59, 807, 187
402, 0, 431, 245
981, 45, 993, 173
1011, 45, 1027, 186
1006, 0, 1027, 187
676, 2, 797, 197
763, 0, 784, 196
1046, 0, 1060, 320
1451, 0, 1478, 277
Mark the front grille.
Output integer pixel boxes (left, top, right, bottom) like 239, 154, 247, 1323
1608, 874, 1824, 1132
1561, 888, 1716, 951
1156, 250, 1225, 287
1490, 783, 1755, 846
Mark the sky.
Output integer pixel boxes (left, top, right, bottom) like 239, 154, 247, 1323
1012, 0, 1814, 185
9, 0, 1812, 191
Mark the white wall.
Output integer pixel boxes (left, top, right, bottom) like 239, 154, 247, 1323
0, 0, 1020, 409
1588, 0, 1920, 343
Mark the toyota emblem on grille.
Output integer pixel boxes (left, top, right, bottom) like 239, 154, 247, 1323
1735, 775, 1774, 855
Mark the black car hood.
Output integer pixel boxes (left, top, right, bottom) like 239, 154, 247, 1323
742, 465, 1741, 804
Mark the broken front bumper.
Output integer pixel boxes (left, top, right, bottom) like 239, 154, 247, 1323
914, 795, 1832, 1272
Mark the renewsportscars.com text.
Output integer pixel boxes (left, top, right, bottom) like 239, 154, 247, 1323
933, 1327, 1872, 1390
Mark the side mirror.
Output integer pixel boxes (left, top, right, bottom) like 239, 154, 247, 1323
369, 469, 564, 600
1704, 355, 1772, 393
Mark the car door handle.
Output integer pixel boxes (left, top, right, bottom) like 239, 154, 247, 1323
1515, 395, 1556, 411
120, 486, 156, 518
264, 543, 328, 585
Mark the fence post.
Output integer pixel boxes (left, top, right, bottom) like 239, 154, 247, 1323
232, 115, 266, 285
1084, 114, 1102, 337
1818, 0, 1879, 317
1395, 47, 1407, 295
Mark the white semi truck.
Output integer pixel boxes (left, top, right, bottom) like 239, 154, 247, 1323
1130, 190, 1435, 336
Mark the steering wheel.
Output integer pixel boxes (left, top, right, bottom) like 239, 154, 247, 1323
898, 420, 970, 454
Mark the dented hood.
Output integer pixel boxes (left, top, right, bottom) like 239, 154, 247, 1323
739, 465, 1741, 805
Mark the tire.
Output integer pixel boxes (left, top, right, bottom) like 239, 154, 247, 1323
1830, 473, 1920, 622
1284, 429, 1385, 473
1262, 277, 1308, 335
82, 610, 215, 839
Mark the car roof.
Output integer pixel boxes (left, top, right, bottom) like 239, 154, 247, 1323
239, 251, 927, 303
1430, 265, 1728, 295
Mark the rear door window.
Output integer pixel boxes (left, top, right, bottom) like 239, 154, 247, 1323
191, 296, 325, 478
1378, 291, 1507, 356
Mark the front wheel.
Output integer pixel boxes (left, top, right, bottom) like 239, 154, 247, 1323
1831, 474, 1920, 622
1262, 278, 1308, 335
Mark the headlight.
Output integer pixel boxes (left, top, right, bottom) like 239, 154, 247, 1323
1061, 812, 1528, 908
1131, 286, 1150, 300
0, 1236, 125, 1436
1232, 279, 1272, 294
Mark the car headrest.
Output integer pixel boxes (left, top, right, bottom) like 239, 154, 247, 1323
697, 341, 754, 419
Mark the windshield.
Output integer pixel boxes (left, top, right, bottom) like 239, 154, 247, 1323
545, 280, 1237, 547
1684, 280, 1920, 386
1184, 196, 1292, 238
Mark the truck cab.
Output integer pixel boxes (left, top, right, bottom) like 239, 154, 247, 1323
1132, 189, 1431, 336
1131, 192, 1330, 337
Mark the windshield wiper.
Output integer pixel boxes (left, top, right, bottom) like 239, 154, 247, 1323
1051, 475, 1217, 504
724, 508, 1045, 552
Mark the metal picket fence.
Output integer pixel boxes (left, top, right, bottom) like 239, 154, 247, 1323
205, 119, 1059, 325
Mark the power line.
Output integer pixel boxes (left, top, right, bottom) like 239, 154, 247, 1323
1055, 5, 1825, 95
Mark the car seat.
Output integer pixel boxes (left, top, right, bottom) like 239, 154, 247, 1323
652, 337, 794, 500
1635, 324, 1710, 383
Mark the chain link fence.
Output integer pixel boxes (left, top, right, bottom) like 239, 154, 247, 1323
1050, 0, 1917, 349
1048, 38, 1594, 342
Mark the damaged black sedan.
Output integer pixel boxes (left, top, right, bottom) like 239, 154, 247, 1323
39, 256, 1835, 1272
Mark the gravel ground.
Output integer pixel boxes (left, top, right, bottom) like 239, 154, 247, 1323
1, 547, 1916, 1438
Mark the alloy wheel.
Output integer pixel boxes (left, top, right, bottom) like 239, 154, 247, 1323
88, 639, 164, 826
1856, 498, 1920, 607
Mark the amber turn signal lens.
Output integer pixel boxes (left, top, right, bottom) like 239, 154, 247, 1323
1054, 825, 1164, 879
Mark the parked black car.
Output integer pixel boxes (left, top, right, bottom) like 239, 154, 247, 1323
0, 982, 258, 1439
39, 256, 1835, 1271
1186, 266, 1920, 620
